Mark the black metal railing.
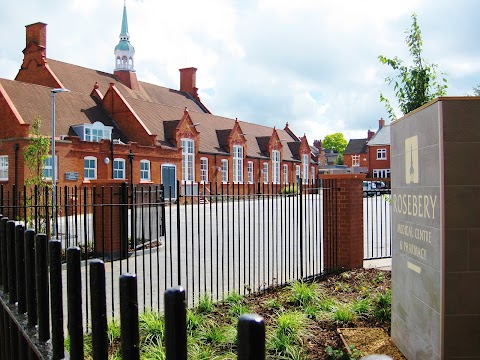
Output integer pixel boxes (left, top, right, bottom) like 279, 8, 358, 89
0, 178, 338, 337
0, 217, 269, 359
363, 178, 392, 259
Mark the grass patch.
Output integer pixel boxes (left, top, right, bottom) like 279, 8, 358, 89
71, 268, 393, 359
289, 281, 317, 307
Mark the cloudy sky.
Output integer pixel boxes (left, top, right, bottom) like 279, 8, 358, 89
1, 0, 479, 142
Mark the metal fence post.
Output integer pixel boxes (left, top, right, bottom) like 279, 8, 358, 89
90, 259, 108, 360
120, 182, 129, 259
237, 314, 265, 360
35, 233, 50, 342
67, 246, 83, 360
49, 240, 64, 359
164, 286, 187, 360
7, 220, 16, 304
24, 229, 37, 327
120, 273, 139, 360
15, 224, 26, 314
0, 217, 8, 291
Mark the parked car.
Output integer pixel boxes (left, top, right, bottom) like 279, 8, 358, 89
363, 181, 380, 197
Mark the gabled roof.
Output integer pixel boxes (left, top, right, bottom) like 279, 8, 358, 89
344, 138, 368, 154
367, 125, 390, 146
46, 59, 207, 113
0, 78, 126, 141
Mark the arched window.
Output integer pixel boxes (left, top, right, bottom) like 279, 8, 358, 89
181, 138, 195, 182
233, 145, 243, 183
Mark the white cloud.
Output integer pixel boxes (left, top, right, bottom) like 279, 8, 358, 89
0, 0, 479, 144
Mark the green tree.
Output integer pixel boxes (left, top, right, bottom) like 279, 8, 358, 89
23, 116, 51, 230
24, 116, 51, 187
323, 133, 348, 154
378, 13, 448, 121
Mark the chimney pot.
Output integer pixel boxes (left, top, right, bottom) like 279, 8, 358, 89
379, 118, 385, 129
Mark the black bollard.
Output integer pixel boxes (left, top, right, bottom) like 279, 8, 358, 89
120, 273, 139, 360
164, 286, 187, 360
49, 240, 64, 359
67, 246, 83, 360
35, 233, 50, 342
7, 220, 16, 304
24, 229, 37, 327
90, 259, 108, 360
16, 224, 26, 313
237, 314, 266, 360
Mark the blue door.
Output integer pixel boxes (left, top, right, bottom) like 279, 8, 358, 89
162, 165, 177, 200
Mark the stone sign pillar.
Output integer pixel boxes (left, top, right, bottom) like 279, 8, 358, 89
391, 97, 480, 359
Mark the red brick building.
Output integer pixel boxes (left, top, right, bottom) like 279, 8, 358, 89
0, 4, 319, 197
344, 118, 390, 178
366, 119, 390, 178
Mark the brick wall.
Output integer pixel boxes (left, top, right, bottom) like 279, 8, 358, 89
321, 173, 365, 271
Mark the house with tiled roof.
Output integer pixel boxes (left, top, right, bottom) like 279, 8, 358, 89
366, 119, 390, 178
0, 4, 318, 197
343, 131, 374, 174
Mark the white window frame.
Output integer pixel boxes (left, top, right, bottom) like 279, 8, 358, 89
352, 155, 360, 166
233, 145, 244, 184
140, 160, 151, 182
272, 150, 280, 184
247, 161, 254, 184
76, 121, 112, 142
43, 156, 58, 180
113, 158, 126, 180
221, 159, 228, 183
295, 165, 301, 183
377, 148, 387, 160
181, 138, 195, 182
263, 163, 269, 183
200, 157, 208, 183
84, 156, 97, 180
302, 154, 309, 184
283, 164, 289, 184
311, 166, 315, 183
373, 169, 391, 178
0, 156, 8, 181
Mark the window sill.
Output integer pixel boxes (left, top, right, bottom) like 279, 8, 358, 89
140, 180, 153, 184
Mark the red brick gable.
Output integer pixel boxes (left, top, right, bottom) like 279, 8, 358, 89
102, 84, 156, 146
227, 119, 247, 153
0, 83, 30, 139
174, 108, 200, 148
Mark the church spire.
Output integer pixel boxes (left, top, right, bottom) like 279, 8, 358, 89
114, 1, 135, 71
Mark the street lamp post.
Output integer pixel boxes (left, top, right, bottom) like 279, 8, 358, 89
51, 88, 70, 238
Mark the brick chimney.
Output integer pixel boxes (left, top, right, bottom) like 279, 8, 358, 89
26, 22, 47, 49
379, 118, 385, 129
180, 67, 200, 101
313, 140, 323, 150
367, 130, 375, 140
16, 22, 62, 88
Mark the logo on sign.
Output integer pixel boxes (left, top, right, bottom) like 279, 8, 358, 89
405, 135, 419, 184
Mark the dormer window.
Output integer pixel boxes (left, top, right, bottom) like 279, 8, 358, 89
72, 122, 113, 143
